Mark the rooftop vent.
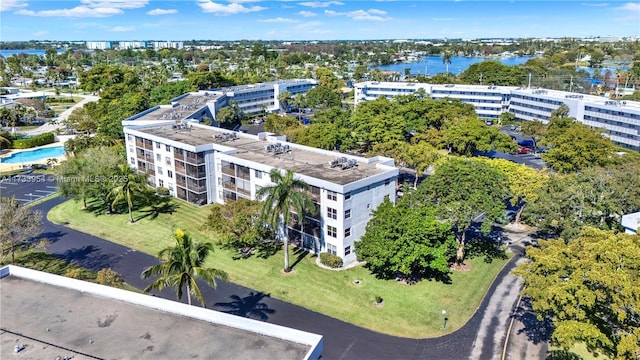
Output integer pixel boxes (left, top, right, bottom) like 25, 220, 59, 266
265, 143, 290, 155
214, 132, 238, 142
329, 157, 358, 170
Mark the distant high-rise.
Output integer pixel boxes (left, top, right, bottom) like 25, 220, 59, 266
118, 41, 147, 50
153, 41, 184, 51
85, 41, 112, 50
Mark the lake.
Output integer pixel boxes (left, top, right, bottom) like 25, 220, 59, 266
0, 49, 62, 57
373, 55, 535, 75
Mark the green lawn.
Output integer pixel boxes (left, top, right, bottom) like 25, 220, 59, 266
48, 198, 510, 338
547, 343, 611, 360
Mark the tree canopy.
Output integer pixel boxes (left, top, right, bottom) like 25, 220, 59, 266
515, 228, 640, 360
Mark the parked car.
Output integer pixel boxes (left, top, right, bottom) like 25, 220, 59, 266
517, 147, 531, 154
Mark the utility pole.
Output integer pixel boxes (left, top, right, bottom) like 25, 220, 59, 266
528, 73, 532, 89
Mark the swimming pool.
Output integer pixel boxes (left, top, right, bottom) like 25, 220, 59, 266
0, 146, 66, 164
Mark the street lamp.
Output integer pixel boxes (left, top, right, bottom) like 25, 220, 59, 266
28, 193, 33, 203
442, 309, 447, 331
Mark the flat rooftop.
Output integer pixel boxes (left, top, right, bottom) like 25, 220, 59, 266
134, 92, 223, 122
0, 276, 310, 360
138, 125, 390, 185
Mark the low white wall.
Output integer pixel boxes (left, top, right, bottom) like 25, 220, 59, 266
1, 265, 323, 360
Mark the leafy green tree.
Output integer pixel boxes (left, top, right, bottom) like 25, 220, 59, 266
459, 60, 527, 86
149, 81, 196, 105
216, 107, 236, 129
63, 107, 98, 135
263, 113, 300, 135
0, 197, 43, 263
293, 123, 339, 150
142, 229, 228, 307
348, 97, 406, 152
257, 169, 315, 272
355, 198, 456, 280
441, 117, 517, 156
515, 228, 640, 359
520, 120, 546, 149
416, 157, 509, 262
405, 141, 441, 188
206, 199, 275, 257
277, 90, 291, 111
185, 71, 234, 90
107, 164, 149, 223
304, 85, 342, 110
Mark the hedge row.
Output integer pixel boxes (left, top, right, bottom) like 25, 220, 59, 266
319, 252, 343, 269
12, 132, 55, 149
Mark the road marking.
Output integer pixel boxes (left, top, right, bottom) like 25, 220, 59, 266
14, 198, 31, 202
0, 181, 17, 185
35, 190, 54, 194
0, 186, 6, 189
46, 186, 58, 189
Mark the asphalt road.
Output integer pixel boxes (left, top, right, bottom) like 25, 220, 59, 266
0, 173, 58, 205
31, 197, 540, 360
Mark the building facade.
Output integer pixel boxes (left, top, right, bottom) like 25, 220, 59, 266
123, 91, 397, 264
153, 41, 184, 50
85, 41, 112, 50
354, 81, 640, 150
118, 41, 147, 50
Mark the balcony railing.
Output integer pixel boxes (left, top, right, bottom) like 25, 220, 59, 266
222, 181, 235, 190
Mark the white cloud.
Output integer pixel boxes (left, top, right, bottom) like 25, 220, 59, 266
298, 10, 317, 17
0, 0, 27, 12
298, 1, 344, 8
17, 6, 123, 17
325, 8, 389, 21
79, 0, 148, 9
108, 25, 135, 32
615, 2, 640, 11
32, 30, 49, 37
147, 8, 178, 15
15, 0, 148, 17
197, 0, 267, 14
259, 17, 298, 23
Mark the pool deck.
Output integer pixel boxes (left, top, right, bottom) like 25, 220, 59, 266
0, 142, 67, 173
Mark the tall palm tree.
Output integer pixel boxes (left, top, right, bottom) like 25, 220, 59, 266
442, 51, 452, 74
257, 169, 315, 273
142, 229, 228, 307
107, 164, 148, 223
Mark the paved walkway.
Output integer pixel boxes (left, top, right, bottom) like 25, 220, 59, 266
24, 94, 100, 136
32, 197, 544, 360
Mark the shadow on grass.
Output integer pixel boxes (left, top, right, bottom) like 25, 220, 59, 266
214, 292, 275, 321
136, 199, 179, 222
290, 247, 309, 269
514, 297, 553, 345
546, 350, 583, 360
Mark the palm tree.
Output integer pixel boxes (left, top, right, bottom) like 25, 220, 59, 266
142, 229, 228, 307
107, 164, 148, 223
257, 169, 315, 273
442, 51, 452, 74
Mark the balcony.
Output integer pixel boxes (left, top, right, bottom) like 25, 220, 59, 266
185, 152, 205, 165
222, 181, 235, 191
221, 164, 235, 176
174, 149, 185, 161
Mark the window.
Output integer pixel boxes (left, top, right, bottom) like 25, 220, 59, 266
344, 209, 351, 219
345, 193, 351, 200
157, 166, 163, 175
327, 225, 337, 238
165, 157, 171, 166
367, 203, 371, 209
327, 191, 337, 201
344, 245, 351, 256
385, 179, 390, 186
127, 134, 133, 141
255, 170, 262, 179
344, 228, 351, 237
327, 207, 337, 220
155, 142, 160, 149
130, 157, 135, 165
156, 153, 161, 161
167, 170, 173, 179
159, 179, 164, 187
327, 243, 337, 255
165, 144, 171, 152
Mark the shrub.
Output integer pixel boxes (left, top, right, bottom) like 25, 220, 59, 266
12, 132, 55, 149
96, 268, 124, 287
319, 252, 343, 268
156, 186, 170, 196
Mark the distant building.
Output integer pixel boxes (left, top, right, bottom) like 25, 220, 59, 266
118, 41, 147, 50
153, 41, 184, 50
1, 265, 323, 360
354, 81, 640, 151
621, 212, 640, 235
85, 41, 112, 50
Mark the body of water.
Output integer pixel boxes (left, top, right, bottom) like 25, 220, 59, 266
0, 49, 63, 57
374, 55, 535, 76
1, 146, 65, 164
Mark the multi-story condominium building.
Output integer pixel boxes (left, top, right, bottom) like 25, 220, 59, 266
117, 41, 147, 50
85, 41, 112, 50
123, 91, 398, 264
153, 41, 184, 50
215, 80, 318, 115
354, 81, 640, 150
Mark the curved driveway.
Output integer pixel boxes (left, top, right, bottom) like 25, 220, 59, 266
34, 197, 536, 360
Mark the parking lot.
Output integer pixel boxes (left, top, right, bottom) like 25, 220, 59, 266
0, 173, 58, 205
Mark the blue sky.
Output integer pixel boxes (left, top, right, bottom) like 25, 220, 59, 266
1, 1, 639, 41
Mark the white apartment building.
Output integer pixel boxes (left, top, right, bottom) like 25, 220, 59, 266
216, 79, 318, 115
354, 81, 640, 150
85, 41, 112, 50
153, 41, 184, 50
123, 92, 398, 264
118, 41, 147, 50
